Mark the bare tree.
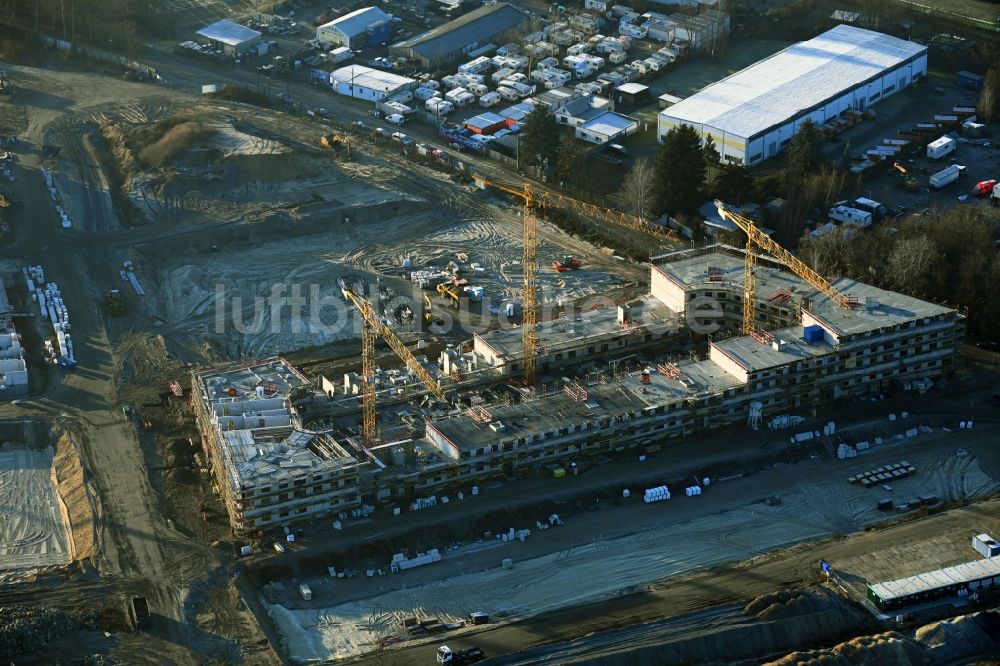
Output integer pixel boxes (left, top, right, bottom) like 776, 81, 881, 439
977, 67, 1000, 122
611, 158, 655, 219
887, 236, 940, 295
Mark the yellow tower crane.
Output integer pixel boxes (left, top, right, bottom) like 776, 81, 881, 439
473, 176, 677, 384
714, 200, 856, 336
339, 279, 447, 443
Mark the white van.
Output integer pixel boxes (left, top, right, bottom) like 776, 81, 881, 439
386, 113, 406, 126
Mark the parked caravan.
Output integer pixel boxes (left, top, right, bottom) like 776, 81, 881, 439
852, 197, 887, 220
426, 98, 455, 115
929, 164, 964, 188
458, 56, 492, 75
829, 205, 873, 227
497, 86, 518, 101
414, 86, 441, 102
492, 67, 515, 83
927, 136, 956, 159
478, 91, 500, 107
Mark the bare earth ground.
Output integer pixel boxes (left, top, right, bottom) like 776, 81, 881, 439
0, 444, 69, 575
40, 102, 634, 366
266, 423, 1000, 662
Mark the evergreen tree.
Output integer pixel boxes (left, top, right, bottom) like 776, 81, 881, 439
556, 132, 588, 185
520, 106, 560, 167
654, 124, 706, 215
786, 119, 824, 188
715, 163, 755, 204
703, 136, 721, 185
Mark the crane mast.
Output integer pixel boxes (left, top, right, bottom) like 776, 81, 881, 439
473, 176, 677, 384
340, 281, 447, 443
714, 200, 856, 335
521, 185, 538, 385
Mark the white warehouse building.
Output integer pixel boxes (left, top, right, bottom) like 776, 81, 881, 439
327, 65, 416, 102
657, 25, 927, 165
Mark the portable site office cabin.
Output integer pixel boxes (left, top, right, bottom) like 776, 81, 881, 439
927, 135, 956, 159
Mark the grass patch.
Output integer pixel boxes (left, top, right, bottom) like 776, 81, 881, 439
137, 121, 216, 167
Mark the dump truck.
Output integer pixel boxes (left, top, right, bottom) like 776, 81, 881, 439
126, 596, 151, 631
436, 646, 486, 664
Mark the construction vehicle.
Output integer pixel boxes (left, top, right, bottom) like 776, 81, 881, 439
893, 162, 919, 191
320, 133, 351, 158
552, 255, 583, 272
422, 293, 435, 323
714, 201, 856, 337
436, 646, 486, 665
339, 278, 447, 442
125, 596, 151, 632
106, 289, 124, 315
473, 176, 677, 385
436, 282, 461, 307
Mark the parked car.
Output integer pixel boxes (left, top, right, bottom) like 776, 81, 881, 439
391, 131, 414, 147
606, 143, 629, 157
374, 127, 389, 138
972, 179, 997, 195
385, 113, 406, 125
977, 340, 1000, 351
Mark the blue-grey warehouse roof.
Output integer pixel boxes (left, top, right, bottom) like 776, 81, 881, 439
393, 3, 528, 61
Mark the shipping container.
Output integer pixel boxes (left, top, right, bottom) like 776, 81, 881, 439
972, 533, 1000, 558
956, 70, 983, 90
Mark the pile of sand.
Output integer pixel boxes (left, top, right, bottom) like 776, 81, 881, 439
915, 611, 999, 662
764, 631, 926, 666
52, 432, 97, 561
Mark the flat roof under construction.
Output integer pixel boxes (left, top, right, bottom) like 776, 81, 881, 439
429, 380, 647, 452
220, 428, 360, 490
477, 294, 679, 360
809, 278, 954, 338
655, 248, 955, 340
712, 326, 833, 372
200, 358, 309, 402
655, 249, 811, 305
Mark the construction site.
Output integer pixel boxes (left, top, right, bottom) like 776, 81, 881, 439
0, 14, 999, 664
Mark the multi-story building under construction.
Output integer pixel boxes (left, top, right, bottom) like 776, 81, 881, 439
195, 245, 964, 533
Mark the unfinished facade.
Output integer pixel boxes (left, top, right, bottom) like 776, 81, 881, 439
194, 359, 367, 532
423, 247, 963, 474
197, 247, 963, 532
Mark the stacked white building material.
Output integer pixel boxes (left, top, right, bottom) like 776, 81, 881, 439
643, 485, 670, 503
23, 265, 74, 366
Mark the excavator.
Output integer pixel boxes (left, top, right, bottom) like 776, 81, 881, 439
320, 133, 351, 158
436, 282, 461, 307
893, 162, 919, 191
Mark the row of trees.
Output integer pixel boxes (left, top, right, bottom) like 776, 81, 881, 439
800, 205, 1000, 336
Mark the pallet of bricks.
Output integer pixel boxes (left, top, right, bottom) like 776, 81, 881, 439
847, 460, 916, 488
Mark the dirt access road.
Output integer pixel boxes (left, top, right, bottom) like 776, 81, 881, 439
0, 65, 276, 663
